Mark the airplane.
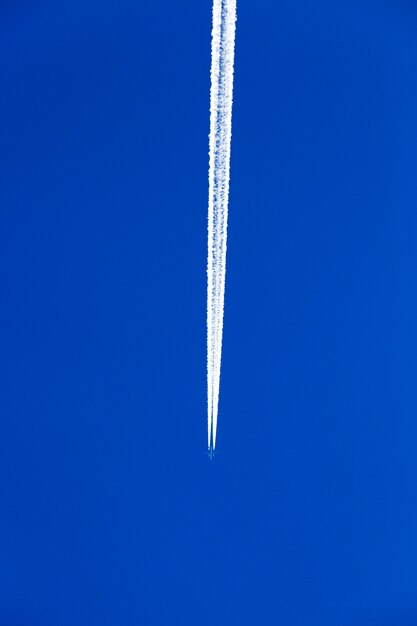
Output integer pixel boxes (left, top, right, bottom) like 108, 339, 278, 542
207, 447, 216, 460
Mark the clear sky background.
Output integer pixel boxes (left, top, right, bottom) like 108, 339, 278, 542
1, 1, 417, 624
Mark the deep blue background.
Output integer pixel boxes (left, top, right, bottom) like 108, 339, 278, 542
1, 1, 417, 624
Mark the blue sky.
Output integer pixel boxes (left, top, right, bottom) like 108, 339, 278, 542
1, 1, 417, 624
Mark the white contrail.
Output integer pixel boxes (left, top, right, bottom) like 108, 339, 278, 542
207, 0, 237, 451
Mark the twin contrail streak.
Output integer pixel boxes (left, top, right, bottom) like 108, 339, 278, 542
207, 0, 236, 451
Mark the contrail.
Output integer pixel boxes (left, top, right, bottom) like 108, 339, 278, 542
207, 0, 237, 451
